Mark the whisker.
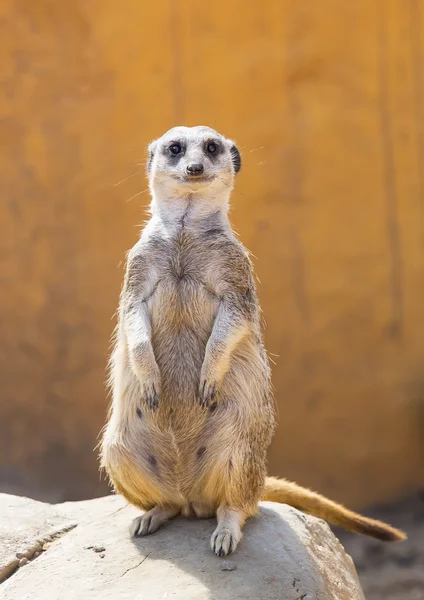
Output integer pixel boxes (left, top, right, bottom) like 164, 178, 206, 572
218, 177, 244, 196
114, 170, 143, 186
126, 187, 150, 202
249, 146, 265, 153
236, 161, 267, 167
218, 176, 236, 191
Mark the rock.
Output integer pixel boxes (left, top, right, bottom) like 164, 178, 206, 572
220, 560, 237, 571
0, 493, 77, 583
17, 558, 28, 567
0, 494, 365, 599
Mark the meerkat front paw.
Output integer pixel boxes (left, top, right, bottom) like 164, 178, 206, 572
142, 378, 160, 410
199, 354, 227, 408
199, 378, 218, 408
139, 364, 161, 410
131, 346, 162, 410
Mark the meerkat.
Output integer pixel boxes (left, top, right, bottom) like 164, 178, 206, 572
100, 125, 406, 556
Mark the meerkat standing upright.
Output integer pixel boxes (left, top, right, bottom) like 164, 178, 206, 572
101, 126, 405, 556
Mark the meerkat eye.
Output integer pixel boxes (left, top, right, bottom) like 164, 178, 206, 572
169, 143, 182, 155
206, 142, 218, 154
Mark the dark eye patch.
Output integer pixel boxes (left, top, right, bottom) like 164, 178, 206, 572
204, 140, 220, 156
168, 142, 183, 155
163, 140, 185, 162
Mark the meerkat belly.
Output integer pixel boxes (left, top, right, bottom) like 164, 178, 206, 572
149, 276, 218, 401
127, 276, 219, 500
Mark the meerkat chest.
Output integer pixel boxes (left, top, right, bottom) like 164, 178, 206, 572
166, 230, 213, 284
149, 231, 219, 331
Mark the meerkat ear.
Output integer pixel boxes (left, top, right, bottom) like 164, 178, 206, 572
229, 144, 241, 174
147, 140, 157, 172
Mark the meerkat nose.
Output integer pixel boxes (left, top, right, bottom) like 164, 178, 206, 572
186, 163, 204, 176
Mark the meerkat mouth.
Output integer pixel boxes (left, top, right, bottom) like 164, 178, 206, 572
176, 174, 216, 185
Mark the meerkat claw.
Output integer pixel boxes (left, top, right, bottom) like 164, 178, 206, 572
199, 381, 217, 408
211, 528, 236, 556
144, 385, 159, 410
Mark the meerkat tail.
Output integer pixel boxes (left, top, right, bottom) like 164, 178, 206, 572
262, 477, 406, 542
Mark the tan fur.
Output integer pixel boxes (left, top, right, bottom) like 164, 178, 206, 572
100, 126, 406, 555
263, 478, 406, 541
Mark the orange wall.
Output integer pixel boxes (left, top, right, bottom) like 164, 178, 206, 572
1, 0, 424, 505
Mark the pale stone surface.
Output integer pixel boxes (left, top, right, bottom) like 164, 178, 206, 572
0, 494, 364, 600
0, 494, 77, 583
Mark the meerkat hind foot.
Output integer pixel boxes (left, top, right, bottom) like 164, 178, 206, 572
131, 505, 180, 537
211, 525, 241, 556
210, 507, 245, 556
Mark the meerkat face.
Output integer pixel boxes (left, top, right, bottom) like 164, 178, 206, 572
147, 126, 241, 198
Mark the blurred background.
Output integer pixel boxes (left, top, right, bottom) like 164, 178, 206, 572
1, 1, 424, 597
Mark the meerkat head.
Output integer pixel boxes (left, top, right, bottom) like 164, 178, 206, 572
147, 126, 241, 206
